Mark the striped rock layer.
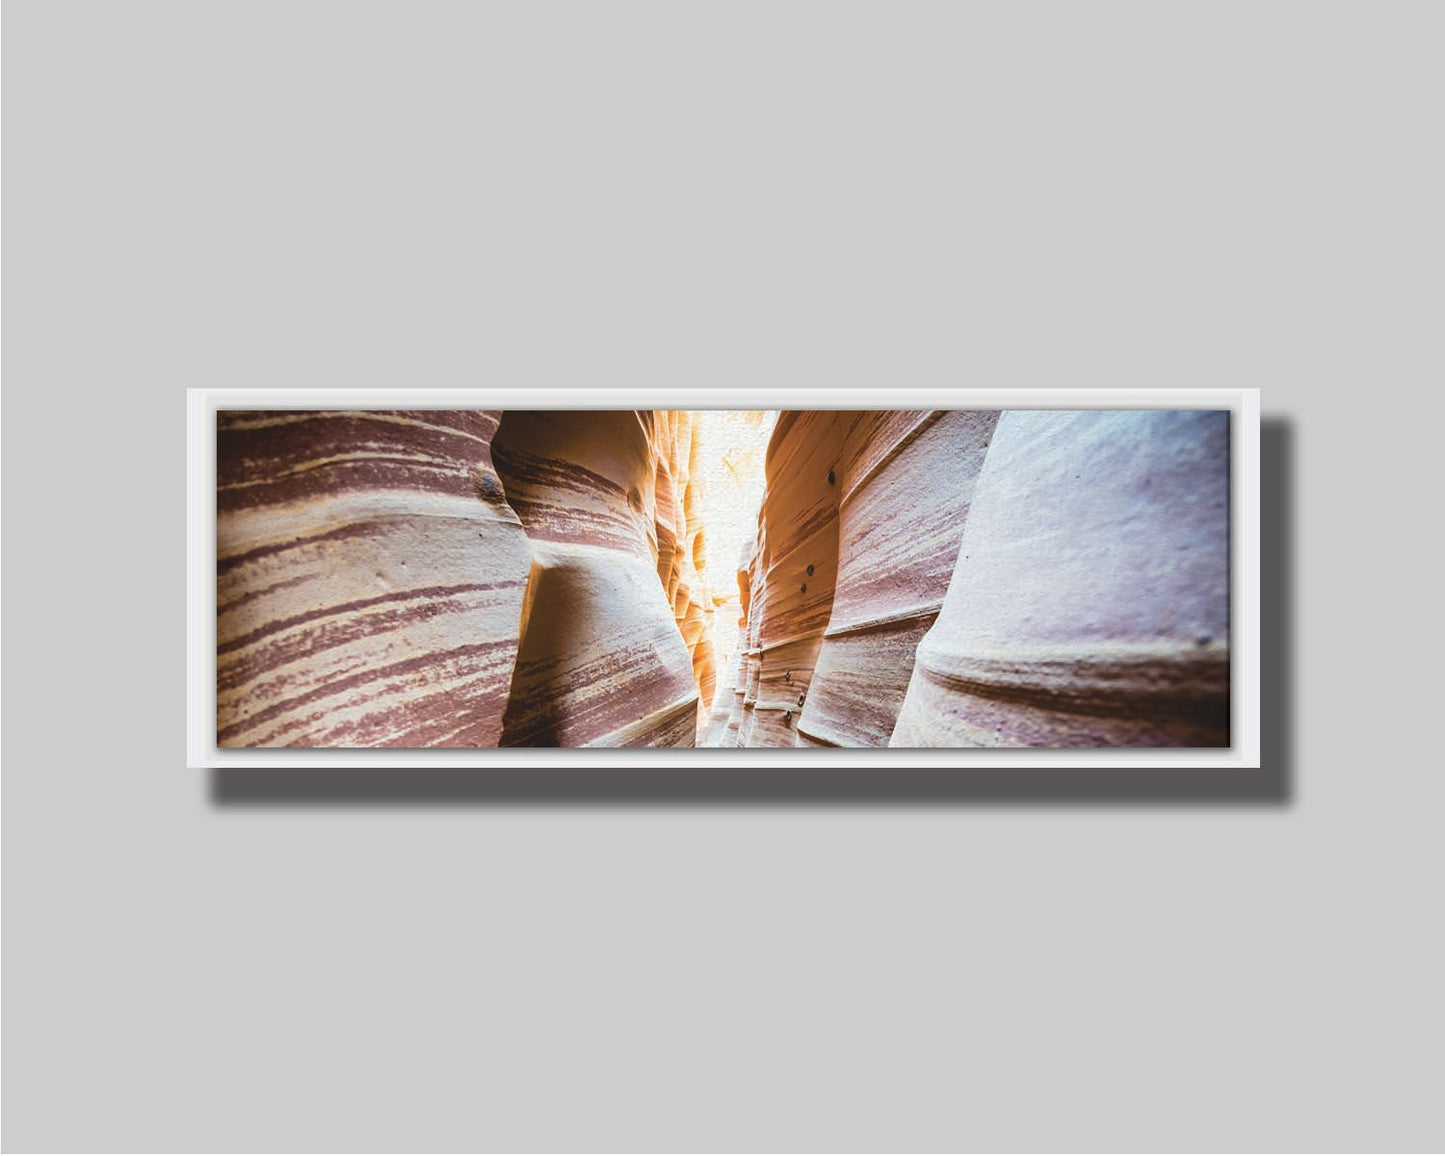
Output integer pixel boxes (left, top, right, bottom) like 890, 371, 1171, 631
802, 410, 999, 746
890, 410, 1231, 747
488, 410, 707, 747
710, 410, 999, 748
697, 539, 752, 748
216, 410, 533, 747
710, 408, 1230, 749
650, 411, 718, 726
217, 409, 712, 748
218, 408, 1229, 750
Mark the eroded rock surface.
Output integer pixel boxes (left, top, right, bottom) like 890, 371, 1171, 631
216, 410, 533, 746
711, 410, 999, 747
713, 407, 1230, 748
802, 410, 999, 746
218, 408, 712, 748
217, 407, 1229, 750
891, 410, 1231, 747
491, 410, 706, 747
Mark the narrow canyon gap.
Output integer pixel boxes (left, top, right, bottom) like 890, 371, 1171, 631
215, 408, 1229, 749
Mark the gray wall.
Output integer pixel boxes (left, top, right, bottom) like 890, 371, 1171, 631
5, 2, 1441, 1151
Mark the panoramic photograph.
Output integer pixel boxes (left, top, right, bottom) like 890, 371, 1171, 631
216, 407, 1230, 749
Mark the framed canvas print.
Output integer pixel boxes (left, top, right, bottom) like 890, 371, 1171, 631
188, 388, 1260, 768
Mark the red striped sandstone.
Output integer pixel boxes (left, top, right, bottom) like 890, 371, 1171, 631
798, 410, 998, 746
216, 410, 532, 747
713, 408, 1227, 748
489, 410, 705, 747
218, 408, 712, 748
652, 412, 718, 725
890, 410, 1230, 747
218, 407, 1228, 750
745, 411, 842, 747
700, 540, 755, 748
712, 410, 999, 747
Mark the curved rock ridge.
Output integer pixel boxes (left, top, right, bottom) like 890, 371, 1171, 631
650, 411, 718, 724
798, 410, 999, 746
216, 410, 533, 747
735, 412, 844, 747
490, 410, 706, 747
699, 539, 755, 747
217, 407, 1229, 750
710, 410, 1000, 747
890, 410, 1231, 747
218, 408, 715, 748
711, 408, 1229, 749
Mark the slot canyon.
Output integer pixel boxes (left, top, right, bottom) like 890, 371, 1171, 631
216, 407, 1230, 748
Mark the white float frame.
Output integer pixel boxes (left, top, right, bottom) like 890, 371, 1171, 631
188, 388, 1261, 769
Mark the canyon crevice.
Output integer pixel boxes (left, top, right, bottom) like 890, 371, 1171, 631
216, 407, 1229, 748
217, 409, 713, 748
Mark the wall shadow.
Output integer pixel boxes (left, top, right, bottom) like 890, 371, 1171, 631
210, 417, 1293, 809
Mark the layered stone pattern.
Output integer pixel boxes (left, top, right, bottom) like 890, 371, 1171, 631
216, 410, 533, 747
709, 410, 1000, 748
650, 412, 718, 726
700, 541, 755, 748
890, 410, 1231, 747
802, 410, 999, 746
712, 408, 1230, 748
217, 409, 712, 748
735, 411, 843, 747
490, 410, 707, 747
218, 406, 1230, 750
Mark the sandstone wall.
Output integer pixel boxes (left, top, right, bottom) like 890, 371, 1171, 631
700, 541, 754, 747
651, 412, 717, 724
710, 409, 999, 747
714, 408, 1230, 748
802, 410, 999, 746
217, 407, 1229, 750
217, 409, 711, 748
891, 410, 1230, 747
216, 410, 533, 747
490, 410, 707, 747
